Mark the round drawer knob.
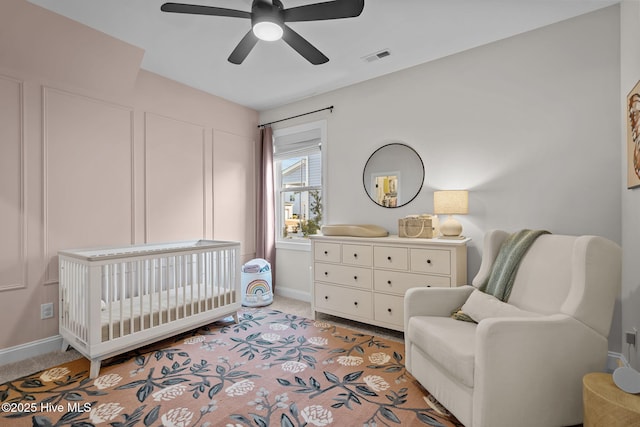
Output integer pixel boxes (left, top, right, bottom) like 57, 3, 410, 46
353, 253, 358, 258
387, 308, 392, 313
387, 280, 392, 285
427, 259, 432, 264
387, 256, 392, 261
324, 295, 328, 300
354, 301, 358, 306
353, 276, 358, 280
324, 250, 328, 255
324, 271, 328, 276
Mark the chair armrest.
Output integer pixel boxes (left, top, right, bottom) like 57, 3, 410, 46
404, 285, 474, 322
473, 314, 608, 427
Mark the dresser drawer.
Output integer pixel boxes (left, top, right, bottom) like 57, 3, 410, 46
315, 242, 341, 263
342, 244, 372, 267
410, 248, 451, 275
373, 293, 404, 328
314, 262, 372, 289
374, 270, 450, 294
373, 246, 408, 270
315, 283, 373, 318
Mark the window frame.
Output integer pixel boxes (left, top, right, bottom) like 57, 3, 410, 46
273, 120, 327, 251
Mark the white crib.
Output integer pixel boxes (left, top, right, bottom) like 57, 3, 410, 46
58, 240, 241, 378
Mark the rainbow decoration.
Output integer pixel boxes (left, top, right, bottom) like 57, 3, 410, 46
246, 279, 271, 296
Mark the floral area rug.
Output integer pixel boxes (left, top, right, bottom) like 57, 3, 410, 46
1, 309, 463, 427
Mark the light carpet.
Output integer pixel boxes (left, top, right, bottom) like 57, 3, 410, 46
1, 308, 462, 427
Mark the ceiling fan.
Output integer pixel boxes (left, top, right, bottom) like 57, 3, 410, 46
160, 0, 365, 65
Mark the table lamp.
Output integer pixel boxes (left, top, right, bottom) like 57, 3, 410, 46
433, 190, 468, 238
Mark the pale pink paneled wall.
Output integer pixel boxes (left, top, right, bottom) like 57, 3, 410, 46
0, 0, 258, 351
44, 88, 135, 283
145, 113, 207, 242
213, 131, 257, 250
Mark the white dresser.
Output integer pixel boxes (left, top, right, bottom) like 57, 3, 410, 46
310, 235, 470, 331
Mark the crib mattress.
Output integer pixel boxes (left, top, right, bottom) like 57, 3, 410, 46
99, 283, 236, 341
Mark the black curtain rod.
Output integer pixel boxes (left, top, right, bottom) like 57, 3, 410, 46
258, 106, 334, 128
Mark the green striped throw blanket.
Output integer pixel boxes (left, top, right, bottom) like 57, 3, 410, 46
452, 229, 549, 322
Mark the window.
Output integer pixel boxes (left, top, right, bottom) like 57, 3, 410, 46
273, 120, 326, 246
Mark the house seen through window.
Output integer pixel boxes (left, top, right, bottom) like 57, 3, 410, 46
274, 121, 325, 243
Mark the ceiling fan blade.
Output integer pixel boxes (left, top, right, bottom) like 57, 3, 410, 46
283, 0, 364, 22
161, 2, 251, 19
228, 30, 259, 64
282, 25, 328, 65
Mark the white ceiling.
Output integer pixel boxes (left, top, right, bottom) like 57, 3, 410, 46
27, 0, 618, 111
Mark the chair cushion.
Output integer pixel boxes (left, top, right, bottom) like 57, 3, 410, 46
461, 289, 542, 323
407, 316, 477, 388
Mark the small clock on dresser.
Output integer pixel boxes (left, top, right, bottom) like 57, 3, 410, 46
310, 234, 470, 331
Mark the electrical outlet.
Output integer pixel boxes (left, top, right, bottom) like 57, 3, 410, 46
626, 329, 637, 346
41, 302, 54, 319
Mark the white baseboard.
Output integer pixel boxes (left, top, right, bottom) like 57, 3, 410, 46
274, 287, 311, 303
0, 335, 64, 366
607, 351, 629, 372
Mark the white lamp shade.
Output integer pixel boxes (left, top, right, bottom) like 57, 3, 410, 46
433, 190, 469, 215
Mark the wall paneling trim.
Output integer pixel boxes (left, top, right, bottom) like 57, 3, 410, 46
0, 74, 26, 291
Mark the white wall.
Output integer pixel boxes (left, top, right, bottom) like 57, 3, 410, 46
263, 6, 622, 349
620, 0, 640, 369
275, 248, 312, 301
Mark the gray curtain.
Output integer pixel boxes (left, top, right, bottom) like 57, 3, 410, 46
256, 126, 276, 288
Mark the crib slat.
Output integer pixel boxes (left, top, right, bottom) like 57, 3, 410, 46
106, 264, 112, 340
189, 254, 193, 316
227, 249, 232, 305
162, 257, 166, 323
171, 255, 177, 321
128, 261, 134, 335
228, 249, 233, 305
165, 256, 170, 324
214, 250, 219, 308
216, 251, 221, 308
220, 251, 225, 307
203, 251, 208, 311
179, 254, 185, 319
151, 258, 156, 328
157, 258, 162, 326
117, 263, 123, 339
198, 252, 203, 314
138, 259, 143, 332
227, 249, 232, 304
193, 255, 197, 313
214, 251, 218, 308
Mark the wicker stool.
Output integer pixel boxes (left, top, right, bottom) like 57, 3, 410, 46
583, 372, 640, 426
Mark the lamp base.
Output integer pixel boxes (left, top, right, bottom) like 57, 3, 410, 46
439, 215, 463, 238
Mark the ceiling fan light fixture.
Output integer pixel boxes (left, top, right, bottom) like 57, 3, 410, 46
252, 21, 283, 41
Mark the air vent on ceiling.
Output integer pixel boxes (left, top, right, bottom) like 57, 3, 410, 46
362, 49, 391, 63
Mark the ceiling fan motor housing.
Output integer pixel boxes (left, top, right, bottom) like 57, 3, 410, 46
252, 0, 284, 31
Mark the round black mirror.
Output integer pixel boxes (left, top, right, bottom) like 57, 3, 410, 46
362, 143, 425, 208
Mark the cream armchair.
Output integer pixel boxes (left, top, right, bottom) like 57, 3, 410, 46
404, 230, 621, 427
